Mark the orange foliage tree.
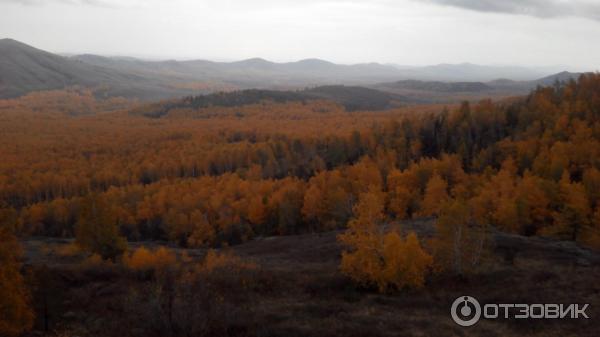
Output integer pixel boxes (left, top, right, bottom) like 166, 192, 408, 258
420, 173, 449, 217
338, 191, 432, 292
0, 226, 34, 336
75, 194, 127, 260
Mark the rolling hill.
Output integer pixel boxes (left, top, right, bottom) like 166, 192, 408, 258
375, 80, 492, 93
130, 85, 403, 118
0, 39, 585, 102
70, 55, 409, 88
389, 62, 551, 82
373, 71, 584, 103
0, 38, 118, 97
0, 38, 212, 100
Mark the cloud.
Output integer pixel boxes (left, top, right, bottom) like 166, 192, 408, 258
4, 0, 600, 21
422, 0, 600, 21
1, 0, 118, 7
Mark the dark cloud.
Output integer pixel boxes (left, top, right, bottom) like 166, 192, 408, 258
424, 0, 600, 21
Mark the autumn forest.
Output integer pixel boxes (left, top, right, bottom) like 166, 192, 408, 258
2, 71, 600, 336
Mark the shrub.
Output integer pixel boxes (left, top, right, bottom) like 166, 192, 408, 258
54, 243, 81, 258
123, 247, 177, 278
201, 249, 256, 273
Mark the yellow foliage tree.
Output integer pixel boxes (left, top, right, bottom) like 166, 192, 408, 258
388, 185, 412, 220
124, 246, 154, 271
516, 173, 551, 234
301, 185, 321, 222
0, 227, 34, 337
75, 194, 127, 260
124, 246, 177, 275
248, 196, 267, 225
494, 196, 520, 233
491, 161, 520, 233
187, 211, 215, 248
339, 191, 432, 292
386, 168, 420, 219
381, 231, 433, 290
541, 171, 592, 241
420, 173, 449, 217
338, 191, 385, 288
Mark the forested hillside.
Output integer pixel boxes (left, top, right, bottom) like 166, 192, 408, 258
131, 85, 400, 118
1, 74, 599, 250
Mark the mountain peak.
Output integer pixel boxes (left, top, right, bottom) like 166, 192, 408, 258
534, 71, 582, 85
0, 38, 19, 43
234, 57, 272, 65
0, 38, 51, 57
0, 38, 34, 49
296, 58, 333, 65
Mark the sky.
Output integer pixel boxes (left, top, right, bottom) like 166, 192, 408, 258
1, 0, 599, 70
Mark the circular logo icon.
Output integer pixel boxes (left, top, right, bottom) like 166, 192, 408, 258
451, 296, 481, 326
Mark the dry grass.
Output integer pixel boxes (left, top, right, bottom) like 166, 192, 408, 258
21, 219, 600, 337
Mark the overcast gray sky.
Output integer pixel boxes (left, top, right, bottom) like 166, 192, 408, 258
1, 0, 599, 70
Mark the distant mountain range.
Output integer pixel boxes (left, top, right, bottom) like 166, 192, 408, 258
0, 38, 586, 102
0, 39, 222, 100
386, 63, 568, 82
372, 71, 584, 103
